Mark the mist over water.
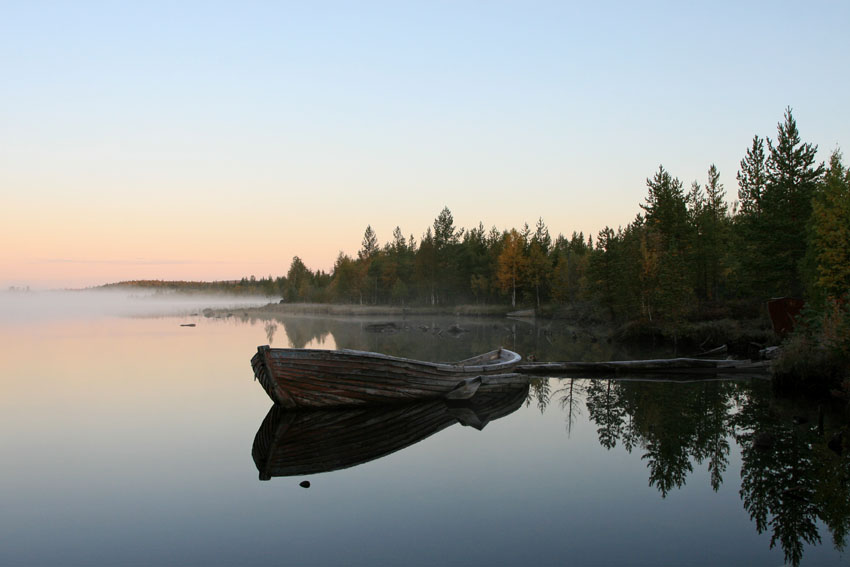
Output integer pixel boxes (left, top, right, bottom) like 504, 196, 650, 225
0, 288, 273, 324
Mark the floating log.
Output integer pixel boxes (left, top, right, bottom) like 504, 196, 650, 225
517, 358, 771, 375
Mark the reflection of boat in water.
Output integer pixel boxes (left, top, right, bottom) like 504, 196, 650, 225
251, 346, 522, 408
252, 375, 529, 480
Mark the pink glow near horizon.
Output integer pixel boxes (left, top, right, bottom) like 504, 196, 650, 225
3, 3, 847, 289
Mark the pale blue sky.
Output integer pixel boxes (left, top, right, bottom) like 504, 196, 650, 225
2, 1, 848, 287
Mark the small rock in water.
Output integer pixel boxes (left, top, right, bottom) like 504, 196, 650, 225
180, 323, 196, 327
299, 480, 311, 488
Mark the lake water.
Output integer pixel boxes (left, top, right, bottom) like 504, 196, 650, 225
1, 293, 848, 566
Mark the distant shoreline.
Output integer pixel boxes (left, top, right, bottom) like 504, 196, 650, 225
215, 302, 519, 318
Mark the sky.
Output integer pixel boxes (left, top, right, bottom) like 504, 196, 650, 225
2, 1, 849, 289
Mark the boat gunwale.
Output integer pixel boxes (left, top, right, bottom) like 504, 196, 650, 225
258, 346, 522, 374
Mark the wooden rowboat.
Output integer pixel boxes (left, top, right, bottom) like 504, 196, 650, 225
252, 374, 529, 479
251, 346, 522, 408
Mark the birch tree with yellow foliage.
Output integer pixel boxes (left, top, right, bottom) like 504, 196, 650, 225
497, 229, 528, 308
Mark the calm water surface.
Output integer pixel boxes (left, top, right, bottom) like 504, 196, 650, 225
1, 295, 848, 566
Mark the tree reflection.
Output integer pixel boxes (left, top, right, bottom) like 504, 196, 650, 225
734, 391, 850, 566
528, 377, 552, 415
281, 318, 332, 349
585, 380, 630, 451
542, 376, 850, 566
264, 321, 278, 344
583, 379, 735, 497
555, 378, 585, 436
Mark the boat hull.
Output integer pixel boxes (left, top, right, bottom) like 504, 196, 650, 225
251, 346, 522, 408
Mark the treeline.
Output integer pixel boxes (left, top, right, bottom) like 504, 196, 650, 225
99, 279, 274, 295
258, 110, 848, 322
112, 109, 848, 348
251, 211, 592, 309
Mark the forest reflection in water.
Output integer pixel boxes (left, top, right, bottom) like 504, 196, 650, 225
243, 312, 850, 565
245, 310, 640, 363
529, 376, 850, 567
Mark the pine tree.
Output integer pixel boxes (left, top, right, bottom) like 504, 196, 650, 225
391, 226, 407, 251
641, 165, 689, 246
688, 165, 730, 301
703, 164, 729, 300
433, 206, 461, 249
735, 136, 769, 295
415, 228, 438, 305
655, 242, 696, 349
639, 166, 694, 321
359, 225, 378, 260
285, 256, 313, 302
526, 218, 552, 308
734, 110, 824, 297
588, 226, 620, 316
737, 136, 767, 216
761, 108, 825, 296
329, 252, 360, 303
687, 180, 707, 300
638, 228, 661, 321
357, 225, 380, 303
431, 207, 462, 302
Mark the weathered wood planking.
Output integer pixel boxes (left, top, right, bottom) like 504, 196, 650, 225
251, 346, 522, 408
